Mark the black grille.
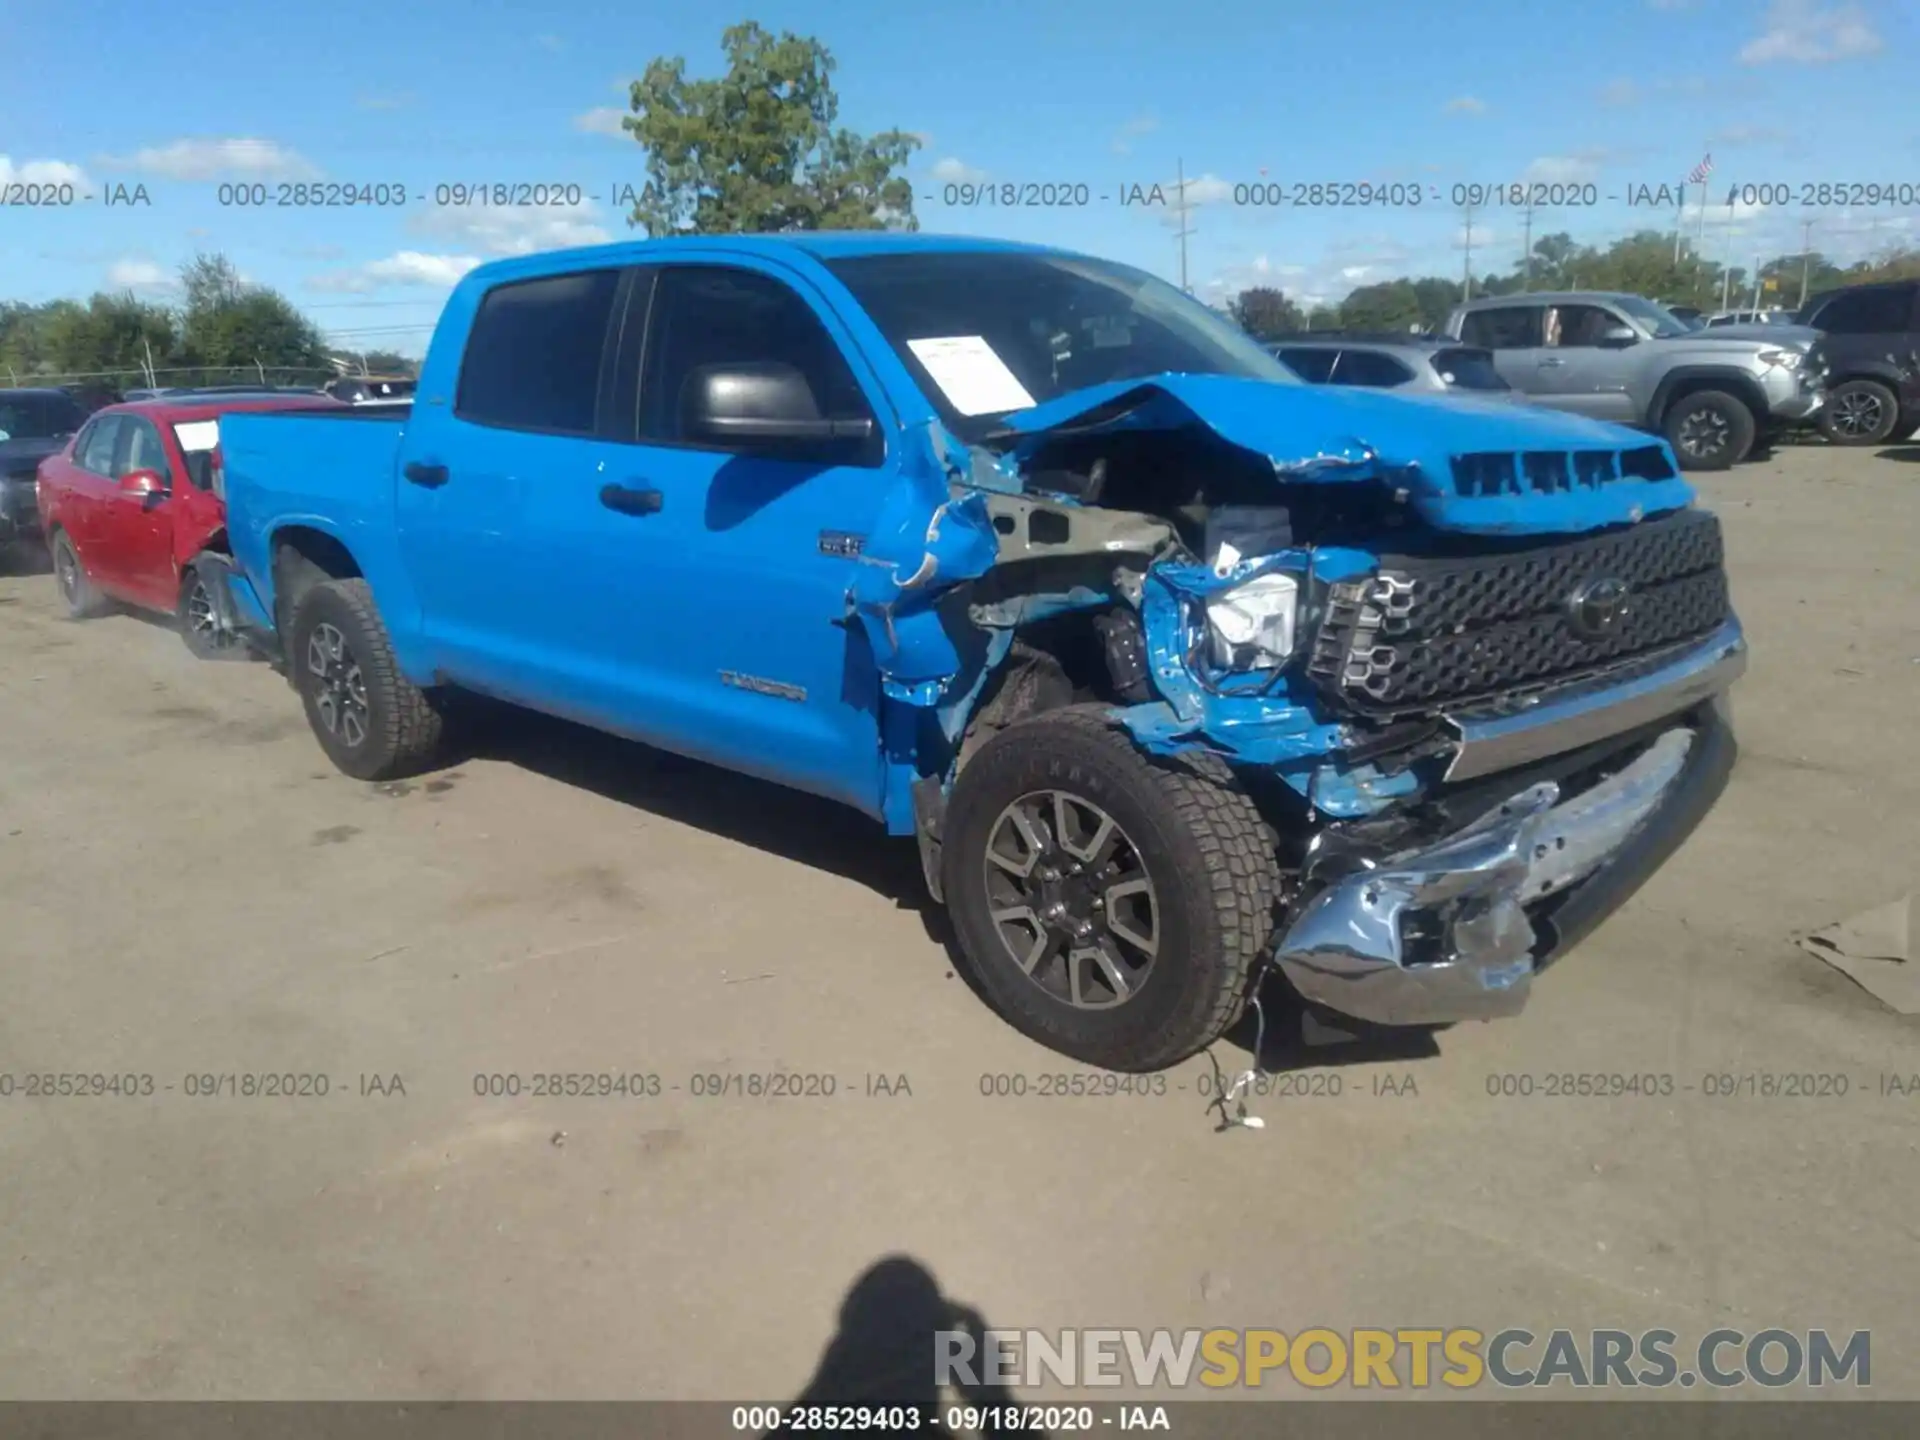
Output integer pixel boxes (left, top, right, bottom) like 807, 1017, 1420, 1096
1449, 445, 1675, 497
1306, 508, 1729, 715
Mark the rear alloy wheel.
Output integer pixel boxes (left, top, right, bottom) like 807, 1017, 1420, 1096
179, 563, 245, 660
50, 529, 108, 619
1819, 379, 1900, 447
289, 578, 446, 781
1663, 389, 1755, 471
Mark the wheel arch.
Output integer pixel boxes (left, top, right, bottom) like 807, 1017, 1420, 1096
1651, 367, 1769, 425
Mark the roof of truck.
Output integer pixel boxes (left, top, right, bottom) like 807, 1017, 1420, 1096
458, 231, 1073, 286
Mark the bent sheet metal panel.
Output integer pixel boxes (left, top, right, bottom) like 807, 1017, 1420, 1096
991, 373, 1695, 536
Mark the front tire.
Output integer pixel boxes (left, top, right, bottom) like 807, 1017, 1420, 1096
49, 528, 109, 619
941, 706, 1283, 1072
178, 561, 246, 660
1663, 389, 1756, 471
288, 578, 445, 781
1819, 378, 1901, 446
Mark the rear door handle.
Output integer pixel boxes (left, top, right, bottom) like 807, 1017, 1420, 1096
404, 461, 449, 488
1538, 358, 1565, 368
601, 483, 663, 516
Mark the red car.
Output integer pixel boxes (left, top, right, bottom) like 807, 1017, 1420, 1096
36, 391, 344, 656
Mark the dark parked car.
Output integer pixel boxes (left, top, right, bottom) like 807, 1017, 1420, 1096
0, 387, 90, 561
1796, 280, 1920, 445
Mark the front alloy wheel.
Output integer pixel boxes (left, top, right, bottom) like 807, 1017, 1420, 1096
306, 621, 370, 750
983, 790, 1160, 1010
180, 570, 242, 658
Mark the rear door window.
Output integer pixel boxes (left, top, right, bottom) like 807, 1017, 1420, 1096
1459, 306, 1543, 349
1275, 347, 1337, 383
1329, 350, 1413, 387
77, 416, 125, 475
455, 268, 624, 435
1432, 348, 1510, 390
1809, 284, 1917, 335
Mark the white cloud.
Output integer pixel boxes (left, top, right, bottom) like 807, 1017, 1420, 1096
1455, 222, 1498, 248
407, 199, 611, 258
1523, 154, 1605, 184
1160, 172, 1233, 211
308, 250, 482, 294
0, 155, 91, 193
106, 258, 173, 292
1444, 96, 1487, 115
1112, 113, 1159, 154
929, 157, 988, 184
1739, 0, 1882, 64
574, 107, 630, 139
1340, 265, 1373, 281
99, 137, 318, 181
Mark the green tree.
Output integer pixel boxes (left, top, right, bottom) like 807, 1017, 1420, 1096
40, 294, 178, 378
1227, 286, 1302, 339
620, 22, 920, 235
1338, 279, 1425, 333
176, 252, 328, 374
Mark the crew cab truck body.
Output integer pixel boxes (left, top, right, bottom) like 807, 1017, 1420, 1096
212, 235, 1746, 1071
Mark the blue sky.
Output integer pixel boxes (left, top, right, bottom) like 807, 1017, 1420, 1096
3, 0, 1915, 357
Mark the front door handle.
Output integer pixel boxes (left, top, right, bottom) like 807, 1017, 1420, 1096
601, 484, 663, 516
1538, 357, 1565, 368
404, 461, 449, 488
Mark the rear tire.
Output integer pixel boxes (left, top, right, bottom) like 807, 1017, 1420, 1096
1819, 378, 1901, 446
178, 561, 247, 661
1663, 389, 1756, 471
941, 706, 1283, 1072
288, 578, 445, 781
49, 528, 109, 619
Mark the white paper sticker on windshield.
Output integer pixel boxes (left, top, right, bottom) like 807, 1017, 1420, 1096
173, 419, 220, 452
905, 336, 1036, 416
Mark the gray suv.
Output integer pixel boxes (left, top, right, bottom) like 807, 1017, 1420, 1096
1268, 334, 1520, 399
1442, 291, 1826, 469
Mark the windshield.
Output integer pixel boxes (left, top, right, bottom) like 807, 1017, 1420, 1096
825, 251, 1296, 441
0, 393, 85, 441
1611, 295, 1695, 339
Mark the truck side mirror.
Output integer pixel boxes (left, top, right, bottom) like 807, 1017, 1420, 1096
682, 362, 875, 447
1598, 326, 1639, 348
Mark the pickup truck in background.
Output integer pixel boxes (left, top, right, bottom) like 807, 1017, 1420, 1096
211, 235, 1747, 1071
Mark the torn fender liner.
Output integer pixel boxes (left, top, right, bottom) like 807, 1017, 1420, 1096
991, 373, 1696, 536
849, 420, 999, 705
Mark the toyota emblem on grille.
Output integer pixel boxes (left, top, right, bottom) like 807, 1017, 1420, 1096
1567, 576, 1632, 638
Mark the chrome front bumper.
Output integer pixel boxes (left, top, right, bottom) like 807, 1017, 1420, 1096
1274, 682, 1739, 1028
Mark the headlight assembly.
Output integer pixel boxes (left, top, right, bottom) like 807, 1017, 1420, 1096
1205, 571, 1299, 670
1757, 348, 1803, 369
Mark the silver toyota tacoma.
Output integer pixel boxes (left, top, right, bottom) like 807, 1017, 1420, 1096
1444, 291, 1826, 470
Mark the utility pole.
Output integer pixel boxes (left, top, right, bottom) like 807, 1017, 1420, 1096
1462, 201, 1476, 301
1798, 218, 1815, 308
255, 358, 266, 385
1672, 173, 1686, 265
141, 337, 156, 390
1172, 157, 1195, 294
1521, 202, 1534, 292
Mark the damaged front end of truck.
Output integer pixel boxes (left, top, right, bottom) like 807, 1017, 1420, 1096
852, 374, 1745, 1030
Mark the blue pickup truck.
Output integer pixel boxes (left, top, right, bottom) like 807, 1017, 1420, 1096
207, 234, 1746, 1071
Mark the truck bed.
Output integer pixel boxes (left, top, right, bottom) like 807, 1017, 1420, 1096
219, 407, 411, 620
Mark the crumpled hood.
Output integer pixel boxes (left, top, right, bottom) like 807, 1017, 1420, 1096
991, 373, 1694, 536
